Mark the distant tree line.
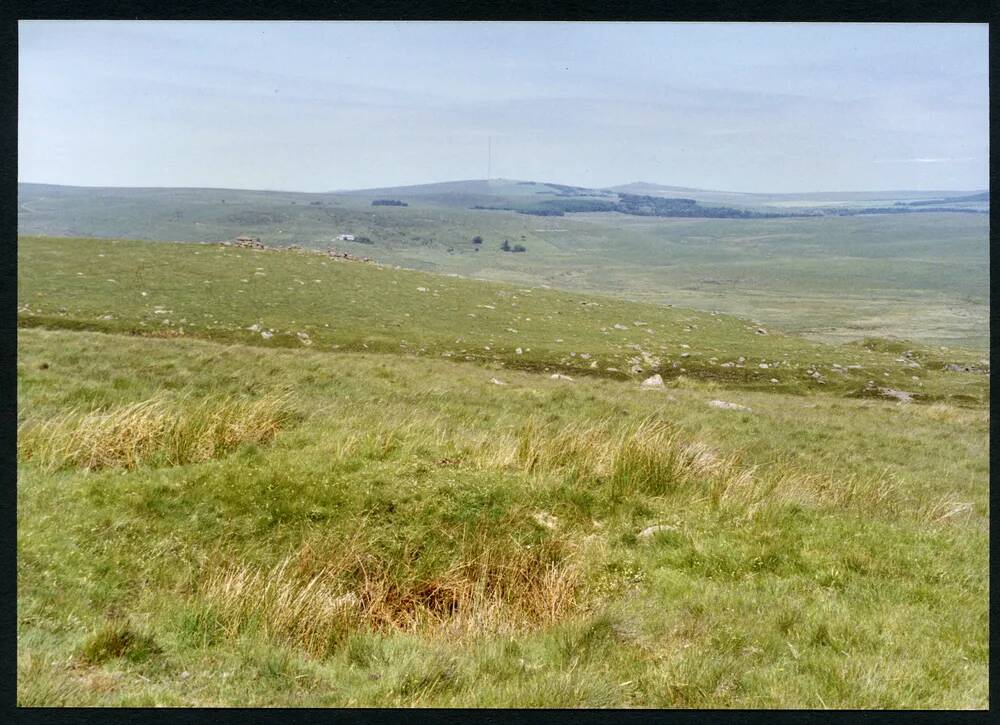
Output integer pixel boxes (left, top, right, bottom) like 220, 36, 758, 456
613, 194, 787, 218
372, 199, 408, 207
472, 195, 784, 219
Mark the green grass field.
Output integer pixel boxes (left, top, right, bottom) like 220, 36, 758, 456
16, 235, 989, 707
19, 182, 990, 348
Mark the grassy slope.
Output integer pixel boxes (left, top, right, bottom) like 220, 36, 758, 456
16, 236, 989, 405
17, 235, 989, 707
17, 328, 987, 707
18, 184, 990, 348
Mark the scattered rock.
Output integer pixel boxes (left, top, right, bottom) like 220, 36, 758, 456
260, 330, 273, 339
550, 373, 574, 381
708, 400, 752, 412
613, 323, 629, 330
755, 328, 767, 335
944, 363, 988, 374
770, 378, 779, 383
637, 524, 677, 541
532, 511, 559, 530
417, 287, 429, 292
877, 387, 913, 403
515, 347, 523, 355
641, 374, 664, 388
331, 592, 360, 610
859, 382, 914, 403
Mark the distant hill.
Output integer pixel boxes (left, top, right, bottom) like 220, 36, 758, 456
904, 191, 989, 206
607, 181, 988, 208
18, 179, 986, 249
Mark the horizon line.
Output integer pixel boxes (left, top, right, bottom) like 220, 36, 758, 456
16, 178, 989, 197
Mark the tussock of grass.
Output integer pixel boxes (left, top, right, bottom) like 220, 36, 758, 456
17, 391, 296, 471
482, 418, 730, 493
200, 533, 580, 656
77, 621, 161, 665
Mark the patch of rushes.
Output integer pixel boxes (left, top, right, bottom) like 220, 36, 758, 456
17, 391, 297, 471
333, 413, 916, 522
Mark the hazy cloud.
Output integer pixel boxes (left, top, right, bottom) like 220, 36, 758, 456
19, 21, 988, 192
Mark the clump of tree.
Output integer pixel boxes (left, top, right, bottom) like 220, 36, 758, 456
372, 199, 408, 207
518, 209, 565, 216
472, 235, 483, 245
615, 194, 786, 219
470, 193, 805, 220
354, 236, 374, 244
500, 240, 526, 253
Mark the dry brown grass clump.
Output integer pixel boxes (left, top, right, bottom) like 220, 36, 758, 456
17, 391, 296, 471
200, 533, 581, 657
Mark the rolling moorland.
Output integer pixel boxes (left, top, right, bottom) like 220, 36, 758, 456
18, 180, 990, 348
16, 229, 989, 707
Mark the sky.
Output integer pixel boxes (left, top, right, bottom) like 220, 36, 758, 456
18, 21, 989, 193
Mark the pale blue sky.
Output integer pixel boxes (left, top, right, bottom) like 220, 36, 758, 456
19, 21, 989, 192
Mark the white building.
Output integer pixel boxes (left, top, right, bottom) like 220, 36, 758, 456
336, 234, 356, 242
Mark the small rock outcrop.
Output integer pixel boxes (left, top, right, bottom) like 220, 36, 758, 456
532, 511, 559, 530
708, 400, 751, 412
637, 524, 677, 541
641, 374, 664, 388
877, 387, 913, 403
